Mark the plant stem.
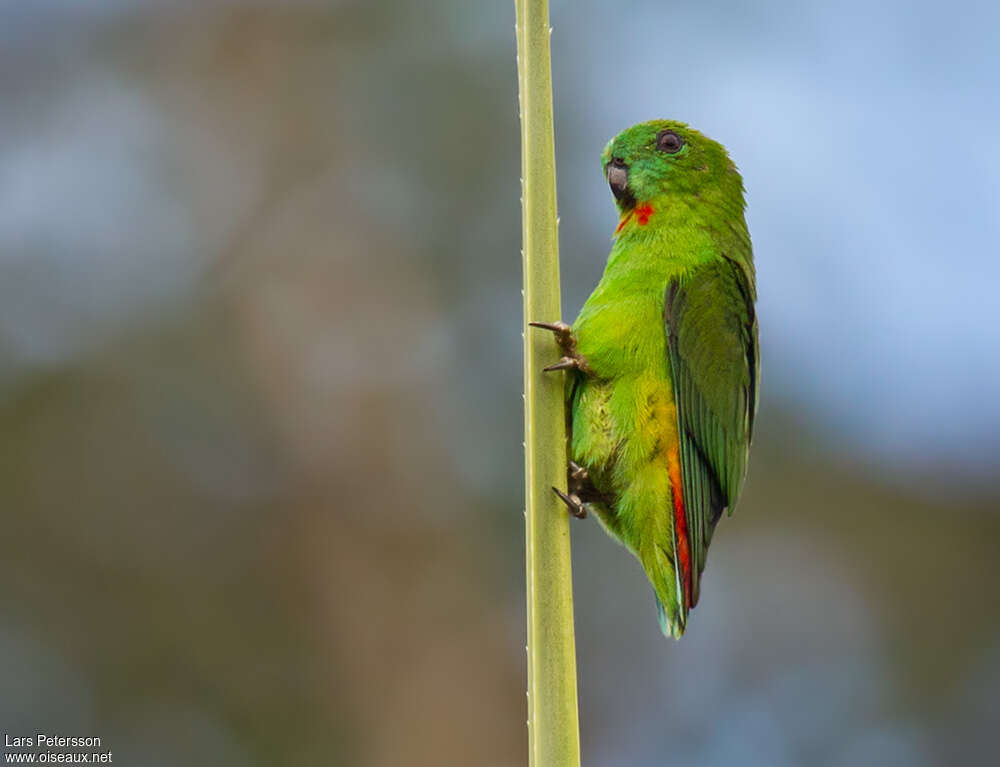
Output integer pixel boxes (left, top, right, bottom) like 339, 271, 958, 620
516, 2, 581, 765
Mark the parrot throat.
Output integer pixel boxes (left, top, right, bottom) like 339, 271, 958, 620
667, 444, 692, 610
614, 203, 655, 234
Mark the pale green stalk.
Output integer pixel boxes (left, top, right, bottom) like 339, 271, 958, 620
515, 1, 581, 765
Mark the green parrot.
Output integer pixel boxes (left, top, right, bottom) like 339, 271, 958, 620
531, 119, 759, 638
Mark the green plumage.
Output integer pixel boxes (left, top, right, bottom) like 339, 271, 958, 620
567, 120, 758, 637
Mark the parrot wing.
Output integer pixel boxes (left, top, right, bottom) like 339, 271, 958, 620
663, 256, 759, 606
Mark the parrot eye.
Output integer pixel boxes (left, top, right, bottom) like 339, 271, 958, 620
656, 130, 684, 154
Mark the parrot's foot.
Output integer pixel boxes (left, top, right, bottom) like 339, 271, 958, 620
550, 461, 605, 520
568, 460, 590, 492
528, 321, 593, 375
552, 486, 588, 519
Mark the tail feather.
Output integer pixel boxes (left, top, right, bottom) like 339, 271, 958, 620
656, 595, 684, 639
624, 447, 691, 639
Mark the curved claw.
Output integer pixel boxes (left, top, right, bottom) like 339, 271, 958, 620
528, 320, 575, 351
552, 486, 587, 519
529, 320, 572, 333
542, 357, 579, 372
568, 460, 588, 483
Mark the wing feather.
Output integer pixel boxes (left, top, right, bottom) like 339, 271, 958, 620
663, 257, 759, 605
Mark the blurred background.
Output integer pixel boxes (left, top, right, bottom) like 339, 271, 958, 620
1, 1, 998, 765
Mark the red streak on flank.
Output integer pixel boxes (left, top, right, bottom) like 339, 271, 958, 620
667, 445, 692, 610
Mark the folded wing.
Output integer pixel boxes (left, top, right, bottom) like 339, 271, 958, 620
663, 256, 759, 606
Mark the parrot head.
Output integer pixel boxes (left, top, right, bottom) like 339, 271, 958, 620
600, 120, 744, 215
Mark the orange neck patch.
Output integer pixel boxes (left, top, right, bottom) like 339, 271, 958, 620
614, 204, 655, 234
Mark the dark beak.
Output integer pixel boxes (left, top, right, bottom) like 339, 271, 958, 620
607, 159, 629, 201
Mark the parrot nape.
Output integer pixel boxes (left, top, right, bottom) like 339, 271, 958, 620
531, 120, 759, 638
